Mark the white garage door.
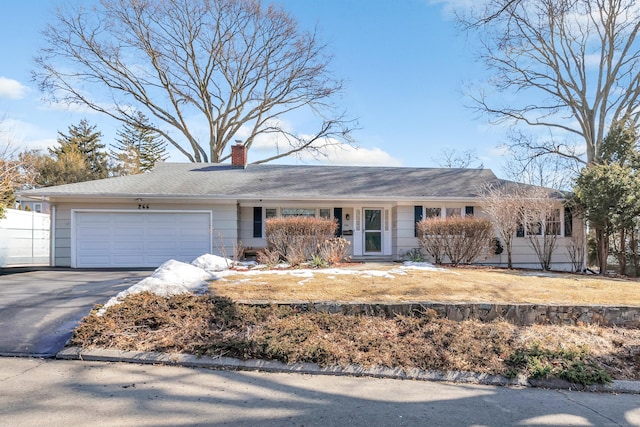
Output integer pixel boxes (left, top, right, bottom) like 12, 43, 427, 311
74, 211, 211, 268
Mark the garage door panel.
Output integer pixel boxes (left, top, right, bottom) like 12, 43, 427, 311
147, 227, 177, 237
77, 255, 113, 267
112, 242, 146, 252
75, 212, 211, 268
112, 255, 146, 266
179, 241, 210, 250
76, 214, 110, 226
77, 227, 111, 238
77, 240, 111, 251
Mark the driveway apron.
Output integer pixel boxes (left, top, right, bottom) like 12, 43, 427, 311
0, 269, 150, 357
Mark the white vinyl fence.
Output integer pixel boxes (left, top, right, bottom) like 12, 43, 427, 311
0, 209, 50, 267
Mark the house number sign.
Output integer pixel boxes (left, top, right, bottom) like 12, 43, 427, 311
138, 204, 150, 209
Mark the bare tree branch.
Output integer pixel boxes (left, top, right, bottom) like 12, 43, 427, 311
460, 0, 640, 165
34, 0, 354, 164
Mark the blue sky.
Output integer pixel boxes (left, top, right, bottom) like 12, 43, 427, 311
0, 0, 510, 175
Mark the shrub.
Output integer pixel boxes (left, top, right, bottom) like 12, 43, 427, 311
417, 216, 494, 265
265, 217, 337, 266
506, 343, 611, 385
318, 237, 351, 265
256, 248, 281, 268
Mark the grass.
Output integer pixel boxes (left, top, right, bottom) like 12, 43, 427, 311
211, 264, 640, 306
69, 264, 640, 386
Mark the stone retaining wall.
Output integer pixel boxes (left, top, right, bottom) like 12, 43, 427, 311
241, 301, 640, 328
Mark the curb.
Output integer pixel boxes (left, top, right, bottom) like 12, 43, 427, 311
56, 347, 640, 394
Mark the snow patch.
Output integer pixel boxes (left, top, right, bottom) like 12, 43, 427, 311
97, 259, 214, 315
96, 256, 453, 316
191, 253, 234, 272
400, 261, 448, 271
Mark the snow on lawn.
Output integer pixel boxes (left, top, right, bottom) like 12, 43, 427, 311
97, 259, 215, 315
97, 255, 449, 315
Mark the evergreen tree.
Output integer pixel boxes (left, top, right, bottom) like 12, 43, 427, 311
574, 120, 640, 274
32, 119, 110, 186
51, 119, 109, 180
111, 112, 168, 175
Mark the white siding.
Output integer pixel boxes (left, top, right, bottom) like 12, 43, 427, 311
394, 203, 579, 271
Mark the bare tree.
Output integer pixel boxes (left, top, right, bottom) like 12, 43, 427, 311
479, 182, 526, 268
501, 134, 581, 190
434, 148, 484, 169
520, 187, 562, 270
0, 124, 36, 217
481, 182, 564, 269
35, 0, 354, 164
460, 0, 640, 165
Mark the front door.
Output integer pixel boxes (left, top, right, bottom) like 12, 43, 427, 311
363, 208, 382, 254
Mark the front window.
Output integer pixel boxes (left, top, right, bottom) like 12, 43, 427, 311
281, 208, 316, 217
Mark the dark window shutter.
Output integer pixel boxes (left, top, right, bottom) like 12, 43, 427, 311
334, 208, 343, 237
564, 207, 573, 237
414, 206, 423, 237
253, 207, 262, 238
465, 206, 474, 216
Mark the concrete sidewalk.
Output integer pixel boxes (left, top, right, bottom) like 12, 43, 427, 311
2, 357, 639, 426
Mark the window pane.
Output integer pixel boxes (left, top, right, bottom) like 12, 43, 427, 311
528, 221, 542, 235
446, 208, 461, 217
282, 208, 316, 217
365, 232, 382, 252
564, 207, 573, 237
266, 208, 277, 218
319, 208, 331, 219
364, 209, 381, 230
546, 209, 561, 236
425, 208, 441, 218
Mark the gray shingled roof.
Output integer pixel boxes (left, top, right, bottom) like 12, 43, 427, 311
21, 163, 507, 200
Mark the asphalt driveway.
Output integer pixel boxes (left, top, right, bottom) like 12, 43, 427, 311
0, 268, 151, 357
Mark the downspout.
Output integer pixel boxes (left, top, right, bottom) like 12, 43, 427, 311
50, 204, 56, 267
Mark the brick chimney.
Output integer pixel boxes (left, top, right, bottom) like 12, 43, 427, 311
231, 142, 247, 168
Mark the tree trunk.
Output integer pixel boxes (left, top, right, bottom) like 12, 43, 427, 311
595, 226, 608, 275
619, 228, 627, 275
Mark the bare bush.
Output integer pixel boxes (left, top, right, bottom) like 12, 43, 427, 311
256, 248, 281, 268
318, 237, 351, 265
480, 183, 528, 269
265, 217, 337, 266
417, 217, 494, 266
567, 232, 586, 273
520, 188, 562, 271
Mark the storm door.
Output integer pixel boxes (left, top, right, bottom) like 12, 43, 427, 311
363, 208, 382, 254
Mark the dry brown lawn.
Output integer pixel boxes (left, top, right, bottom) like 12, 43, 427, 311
69, 263, 640, 385
211, 264, 640, 306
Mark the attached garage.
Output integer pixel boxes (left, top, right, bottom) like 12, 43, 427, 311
72, 211, 212, 268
